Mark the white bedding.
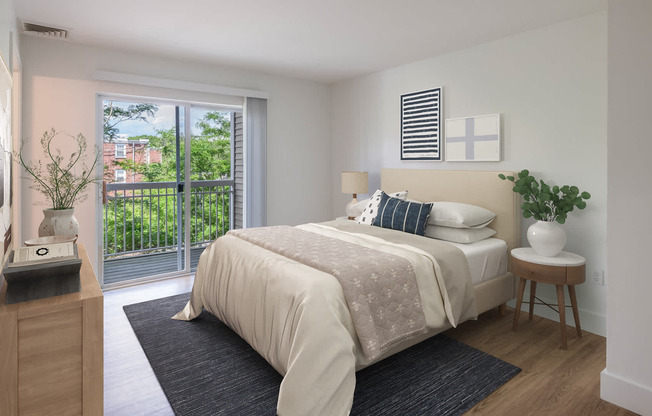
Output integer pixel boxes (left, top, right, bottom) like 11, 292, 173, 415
174, 223, 477, 416
448, 238, 509, 285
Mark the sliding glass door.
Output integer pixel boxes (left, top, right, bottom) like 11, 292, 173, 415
100, 96, 238, 286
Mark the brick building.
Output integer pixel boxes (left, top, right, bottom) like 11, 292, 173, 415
103, 137, 162, 183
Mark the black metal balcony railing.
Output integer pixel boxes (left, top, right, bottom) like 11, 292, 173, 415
103, 179, 233, 260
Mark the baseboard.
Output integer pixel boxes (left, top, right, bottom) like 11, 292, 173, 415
601, 368, 652, 415
506, 298, 606, 337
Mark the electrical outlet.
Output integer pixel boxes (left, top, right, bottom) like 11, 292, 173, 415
591, 270, 604, 285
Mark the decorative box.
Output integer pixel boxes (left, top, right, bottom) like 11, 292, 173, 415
2, 243, 82, 304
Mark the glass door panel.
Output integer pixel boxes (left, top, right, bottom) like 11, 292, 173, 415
102, 99, 185, 285
100, 98, 237, 285
186, 107, 234, 271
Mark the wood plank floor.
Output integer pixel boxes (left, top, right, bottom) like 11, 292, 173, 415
104, 277, 637, 416
104, 276, 193, 416
446, 311, 637, 415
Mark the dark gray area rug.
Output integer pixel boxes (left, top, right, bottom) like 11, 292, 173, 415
124, 293, 521, 416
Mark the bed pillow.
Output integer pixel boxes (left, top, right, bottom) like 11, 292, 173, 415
425, 225, 497, 243
356, 189, 408, 225
428, 202, 496, 229
346, 198, 370, 219
372, 192, 433, 236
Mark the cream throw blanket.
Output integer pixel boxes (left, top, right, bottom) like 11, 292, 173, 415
230, 225, 427, 360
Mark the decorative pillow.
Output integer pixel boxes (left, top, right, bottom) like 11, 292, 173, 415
425, 225, 497, 244
356, 189, 408, 225
372, 192, 433, 236
428, 202, 496, 229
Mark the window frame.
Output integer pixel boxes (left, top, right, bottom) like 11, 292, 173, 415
97, 92, 249, 288
115, 143, 126, 158
115, 169, 126, 183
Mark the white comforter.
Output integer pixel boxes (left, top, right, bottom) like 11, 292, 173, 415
173, 222, 477, 415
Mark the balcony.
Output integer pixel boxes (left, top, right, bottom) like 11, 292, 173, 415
103, 179, 233, 285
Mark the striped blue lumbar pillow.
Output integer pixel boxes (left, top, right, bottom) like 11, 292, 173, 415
372, 191, 433, 236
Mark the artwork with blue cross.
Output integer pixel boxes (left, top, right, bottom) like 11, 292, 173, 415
445, 114, 501, 161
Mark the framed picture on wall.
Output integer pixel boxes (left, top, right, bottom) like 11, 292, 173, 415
400, 87, 442, 161
445, 114, 501, 162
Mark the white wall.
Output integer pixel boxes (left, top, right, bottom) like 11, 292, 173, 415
0, 0, 15, 67
330, 13, 608, 335
601, 1, 652, 414
1, 0, 20, 251
19, 36, 332, 276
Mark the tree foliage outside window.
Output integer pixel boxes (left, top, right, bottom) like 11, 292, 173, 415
103, 101, 234, 258
103, 102, 158, 141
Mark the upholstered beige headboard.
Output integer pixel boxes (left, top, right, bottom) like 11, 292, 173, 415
381, 169, 521, 251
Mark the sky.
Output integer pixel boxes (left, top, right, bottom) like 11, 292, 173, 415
105, 100, 228, 138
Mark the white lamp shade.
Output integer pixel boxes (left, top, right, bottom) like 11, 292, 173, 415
341, 171, 368, 195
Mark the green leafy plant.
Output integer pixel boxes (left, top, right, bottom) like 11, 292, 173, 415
17, 128, 102, 209
499, 169, 591, 224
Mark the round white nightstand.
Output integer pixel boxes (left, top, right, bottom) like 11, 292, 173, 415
510, 247, 586, 349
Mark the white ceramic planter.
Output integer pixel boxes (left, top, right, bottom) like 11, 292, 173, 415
38, 208, 80, 238
527, 220, 567, 257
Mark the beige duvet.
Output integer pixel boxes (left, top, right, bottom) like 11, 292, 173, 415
173, 221, 477, 416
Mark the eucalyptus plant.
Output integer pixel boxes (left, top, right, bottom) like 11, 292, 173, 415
499, 169, 591, 224
17, 128, 102, 210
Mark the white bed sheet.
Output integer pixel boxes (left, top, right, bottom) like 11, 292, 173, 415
447, 238, 508, 285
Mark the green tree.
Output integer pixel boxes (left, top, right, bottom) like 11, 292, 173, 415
196, 111, 231, 138
104, 111, 233, 258
115, 111, 232, 182
194, 111, 231, 179
103, 102, 158, 141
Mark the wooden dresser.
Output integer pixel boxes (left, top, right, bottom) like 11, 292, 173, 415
0, 244, 103, 416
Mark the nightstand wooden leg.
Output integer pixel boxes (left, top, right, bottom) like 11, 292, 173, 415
528, 281, 537, 320
568, 285, 582, 337
557, 285, 567, 349
513, 277, 527, 331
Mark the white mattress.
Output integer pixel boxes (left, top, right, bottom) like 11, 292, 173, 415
446, 238, 508, 285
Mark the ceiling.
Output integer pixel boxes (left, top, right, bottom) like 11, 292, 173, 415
13, 0, 606, 83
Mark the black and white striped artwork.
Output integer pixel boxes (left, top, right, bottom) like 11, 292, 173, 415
400, 87, 442, 161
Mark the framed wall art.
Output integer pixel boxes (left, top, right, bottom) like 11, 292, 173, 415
445, 114, 501, 162
400, 87, 442, 161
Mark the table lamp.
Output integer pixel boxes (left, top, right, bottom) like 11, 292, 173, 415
341, 171, 368, 219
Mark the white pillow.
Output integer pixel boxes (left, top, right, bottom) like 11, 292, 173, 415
425, 225, 497, 244
356, 190, 408, 225
428, 202, 496, 229
346, 198, 369, 218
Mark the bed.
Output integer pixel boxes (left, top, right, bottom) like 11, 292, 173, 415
174, 169, 521, 416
